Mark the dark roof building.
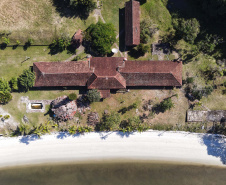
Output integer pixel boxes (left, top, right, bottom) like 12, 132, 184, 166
125, 0, 140, 46
33, 57, 182, 97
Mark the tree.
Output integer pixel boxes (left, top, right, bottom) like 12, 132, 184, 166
0, 91, 12, 104
0, 78, 11, 92
159, 98, 174, 112
140, 19, 158, 44
9, 77, 18, 92
87, 89, 101, 103
196, 0, 226, 21
100, 112, 121, 131
70, 0, 96, 19
197, 34, 223, 54
49, 34, 71, 54
136, 43, 149, 55
18, 69, 35, 92
173, 18, 200, 44
68, 93, 77, 101
84, 22, 116, 56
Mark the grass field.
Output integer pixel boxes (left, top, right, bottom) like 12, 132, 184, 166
0, 0, 95, 44
0, 46, 72, 80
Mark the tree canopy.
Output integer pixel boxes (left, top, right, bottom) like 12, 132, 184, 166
87, 89, 101, 103
0, 78, 11, 92
0, 91, 12, 104
173, 18, 200, 44
100, 112, 121, 131
84, 22, 116, 56
18, 69, 35, 92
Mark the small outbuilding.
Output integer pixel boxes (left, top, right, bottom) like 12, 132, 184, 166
125, 0, 140, 46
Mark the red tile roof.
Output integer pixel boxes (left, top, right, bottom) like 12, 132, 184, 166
99, 90, 111, 98
33, 61, 92, 87
125, 0, 140, 46
88, 57, 126, 89
33, 58, 182, 89
120, 60, 182, 86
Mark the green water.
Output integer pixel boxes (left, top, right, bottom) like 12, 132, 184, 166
0, 161, 225, 185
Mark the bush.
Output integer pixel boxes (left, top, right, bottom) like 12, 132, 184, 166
136, 43, 149, 56
0, 78, 11, 92
84, 22, 116, 56
9, 77, 18, 92
197, 34, 223, 54
3, 115, 10, 119
159, 98, 174, 112
18, 69, 35, 92
140, 19, 158, 44
50, 36, 71, 52
186, 77, 194, 84
0, 91, 12, 104
87, 89, 101, 103
3, 37, 10, 45
99, 112, 121, 131
68, 93, 77, 101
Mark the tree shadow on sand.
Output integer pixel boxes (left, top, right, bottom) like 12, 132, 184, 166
19, 135, 40, 145
201, 134, 226, 165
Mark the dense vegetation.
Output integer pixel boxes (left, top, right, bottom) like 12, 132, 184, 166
84, 22, 116, 56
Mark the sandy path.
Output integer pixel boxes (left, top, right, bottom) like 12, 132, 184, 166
0, 131, 225, 168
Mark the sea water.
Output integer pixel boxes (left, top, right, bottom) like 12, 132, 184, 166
0, 161, 225, 185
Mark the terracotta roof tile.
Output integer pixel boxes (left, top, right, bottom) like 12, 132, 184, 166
120, 60, 182, 86
34, 61, 92, 87
125, 0, 140, 46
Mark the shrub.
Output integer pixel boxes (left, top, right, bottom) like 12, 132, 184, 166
16, 40, 21, 45
186, 77, 194, 84
84, 22, 116, 56
0, 78, 11, 92
87, 89, 101, 103
0, 115, 2, 118
99, 112, 121, 131
136, 43, 149, 56
3, 115, 10, 119
159, 98, 174, 112
9, 77, 18, 91
0, 91, 12, 104
18, 69, 35, 92
68, 93, 77, 101
140, 19, 158, 44
3, 37, 10, 45
50, 36, 71, 53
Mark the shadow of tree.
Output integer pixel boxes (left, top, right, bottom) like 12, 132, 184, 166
201, 134, 226, 165
19, 135, 40, 145
56, 132, 70, 139
52, 0, 93, 20
116, 131, 135, 138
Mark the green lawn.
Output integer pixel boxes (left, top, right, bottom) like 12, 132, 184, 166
0, 46, 72, 81
0, 0, 94, 45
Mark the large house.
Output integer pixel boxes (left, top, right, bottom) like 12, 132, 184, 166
125, 0, 140, 46
33, 57, 182, 98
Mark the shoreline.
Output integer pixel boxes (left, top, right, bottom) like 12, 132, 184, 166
0, 131, 225, 168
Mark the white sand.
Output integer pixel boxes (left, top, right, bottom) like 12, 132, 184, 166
0, 131, 225, 168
